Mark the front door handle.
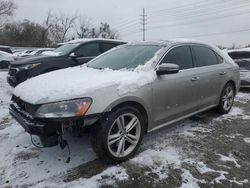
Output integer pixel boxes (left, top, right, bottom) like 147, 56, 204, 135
191, 76, 200, 81
219, 71, 226, 75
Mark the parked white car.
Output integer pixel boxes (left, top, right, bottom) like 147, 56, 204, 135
0, 51, 16, 69
228, 48, 250, 87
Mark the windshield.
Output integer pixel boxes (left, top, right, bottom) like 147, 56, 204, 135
54, 43, 80, 56
87, 45, 162, 70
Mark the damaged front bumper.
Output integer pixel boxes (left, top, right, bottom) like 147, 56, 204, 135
9, 103, 102, 147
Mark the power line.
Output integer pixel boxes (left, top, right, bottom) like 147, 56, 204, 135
147, 9, 250, 31
148, 0, 250, 22
147, 0, 209, 14
178, 28, 250, 38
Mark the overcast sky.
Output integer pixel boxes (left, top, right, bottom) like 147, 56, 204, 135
13, 0, 250, 47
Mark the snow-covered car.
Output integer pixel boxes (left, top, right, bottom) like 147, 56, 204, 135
28, 48, 55, 56
228, 48, 250, 87
0, 50, 15, 69
7, 39, 126, 87
10, 39, 240, 163
14, 49, 34, 57
0, 45, 12, 54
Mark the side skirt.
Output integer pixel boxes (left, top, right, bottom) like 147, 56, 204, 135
148, 104, 217, 133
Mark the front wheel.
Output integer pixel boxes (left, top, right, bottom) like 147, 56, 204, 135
217, 82, 235, 114
90, 106, 144, 163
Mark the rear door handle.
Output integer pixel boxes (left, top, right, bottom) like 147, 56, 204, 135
219, 71, 226, 75
191, 76, 200, 81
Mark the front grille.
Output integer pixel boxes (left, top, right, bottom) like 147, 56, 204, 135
11, 95, 39, 116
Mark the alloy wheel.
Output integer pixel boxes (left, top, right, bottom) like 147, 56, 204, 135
107, 113, 141, 158
222, 85, 234, 111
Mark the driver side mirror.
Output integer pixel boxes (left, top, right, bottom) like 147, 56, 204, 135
156, 63, 179, 75
69, 52, 77, 58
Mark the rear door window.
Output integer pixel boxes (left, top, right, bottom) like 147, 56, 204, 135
75, 43, 101, 57
101, 43, 119, 52
228, 51, 250, 59
192, 46, 218, 67
161, 45, 193, 70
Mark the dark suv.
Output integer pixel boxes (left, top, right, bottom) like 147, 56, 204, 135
7, 39, 126, 87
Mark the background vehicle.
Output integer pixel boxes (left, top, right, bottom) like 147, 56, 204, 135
228, 48, 250, 87
7, 38, 126, 87
0, 45, 13, 54
0, 51, 16, 69
14, 49, 35, 57
10, 40, 240, 163
25, 48, 54, 57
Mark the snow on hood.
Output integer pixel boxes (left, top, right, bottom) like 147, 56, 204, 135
42, 51, 60, 56
13, 65, 156, 104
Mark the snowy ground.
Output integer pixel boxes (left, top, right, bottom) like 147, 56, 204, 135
0, 70, 250, 188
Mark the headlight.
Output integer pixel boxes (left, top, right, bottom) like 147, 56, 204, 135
35, 98, 92, 118
20, 63, 40, 70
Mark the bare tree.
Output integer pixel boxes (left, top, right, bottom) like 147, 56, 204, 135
49, 12, 77, 43
0, 0, 16, 28
40, 10, 53, 46
97, 22, 120, 39
74, 16, 92, 38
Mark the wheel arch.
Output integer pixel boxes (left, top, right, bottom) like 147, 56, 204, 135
105, 99, 150, 133
226, 80, 237, 95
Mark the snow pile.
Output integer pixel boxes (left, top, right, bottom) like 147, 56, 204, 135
215, 107, 250, 121
184, 159, 229, 184
180, 126, 212, 138
0, 71, 12, 119
0, 122, 96, 187
42, 51, 60, 56
235, 92, 250, 104
34, 166, 128, 188
130, 147, 182, 179
217, 153, 241, 168
243, 137, 250, 143
180, 169, 205, 188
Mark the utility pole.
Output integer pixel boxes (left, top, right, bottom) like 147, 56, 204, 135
140, 8, 147, 41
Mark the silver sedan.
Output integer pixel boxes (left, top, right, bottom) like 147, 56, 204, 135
11, 39, 240, 163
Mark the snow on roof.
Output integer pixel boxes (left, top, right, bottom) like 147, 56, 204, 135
129, 38, 216, 47
227, 48, 250, 53
67, 38, 126, 44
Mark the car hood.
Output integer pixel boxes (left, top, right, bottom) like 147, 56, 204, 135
10, 55, 62, 65
13, 65, 156, 104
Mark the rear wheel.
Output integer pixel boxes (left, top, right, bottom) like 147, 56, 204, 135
90, 106, 144, 163
217, 82, 235, 114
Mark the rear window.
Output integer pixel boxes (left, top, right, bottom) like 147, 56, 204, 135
228, 51, 250, 59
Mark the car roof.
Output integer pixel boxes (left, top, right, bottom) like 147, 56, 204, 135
227, 48, 250, 53
66, 38, 126, 44
129, 38, 215, 47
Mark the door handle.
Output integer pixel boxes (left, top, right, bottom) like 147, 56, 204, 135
219, 71, 226, 75
191, 76, 200, 81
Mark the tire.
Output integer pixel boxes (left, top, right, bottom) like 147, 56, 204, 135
217, 82, 235, 114
90, 106, 145, 163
